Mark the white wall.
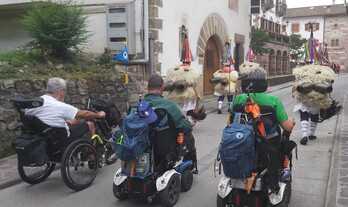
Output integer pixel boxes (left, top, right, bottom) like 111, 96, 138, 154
84, 13, 107, 54
0, 0, 30, 5
159, 0, 251, 76
285, 16, 325, 43
0, 14, 32, 52
0, 0, 130, 6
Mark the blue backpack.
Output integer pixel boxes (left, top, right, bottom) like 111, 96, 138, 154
114, 113, 151, 161
219, 121, 256, 179
113, 100, 158, 161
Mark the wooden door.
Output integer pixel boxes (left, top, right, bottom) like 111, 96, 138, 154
204, 38, 220, 95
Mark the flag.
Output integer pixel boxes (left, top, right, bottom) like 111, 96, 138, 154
223, 42, 234, 65
246, 48, 255, 62
180, 34, 192, 65
113, 46, 129, 64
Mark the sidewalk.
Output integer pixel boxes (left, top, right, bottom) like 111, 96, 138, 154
0, 155, 20, 190
325, 94, 348, 207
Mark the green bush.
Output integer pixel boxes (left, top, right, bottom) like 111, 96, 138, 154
0, 50, 41, 67
22, 0, 89, 59
250, 28, 270, 55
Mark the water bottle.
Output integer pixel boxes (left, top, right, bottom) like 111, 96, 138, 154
136, 153, 149, 175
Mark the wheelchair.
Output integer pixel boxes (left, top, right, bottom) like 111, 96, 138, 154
12, 97, 119, 191
113, 108, 194, 207
217, 104, 296, 207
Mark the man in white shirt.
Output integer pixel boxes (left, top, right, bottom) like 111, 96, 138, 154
26, 77, 106, 140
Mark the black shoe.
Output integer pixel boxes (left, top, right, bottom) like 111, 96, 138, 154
217, 109, 222, 114
300, 137, 308, 145
309, 135, 317, 140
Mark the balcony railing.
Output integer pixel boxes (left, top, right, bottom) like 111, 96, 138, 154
267, 31, 289, 44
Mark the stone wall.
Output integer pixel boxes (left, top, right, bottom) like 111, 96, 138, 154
0, 76, 131, 158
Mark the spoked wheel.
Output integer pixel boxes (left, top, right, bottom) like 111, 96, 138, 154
105, 142, 117, 165
61, 139, 98, 191
159, 174, 181, 207
18, 162, 56, 185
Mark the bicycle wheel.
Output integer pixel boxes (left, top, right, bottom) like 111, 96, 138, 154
61, 139, 98, 191
18, 162, 56, 185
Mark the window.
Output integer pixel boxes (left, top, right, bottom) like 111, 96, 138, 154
229, 0, 239, 11
291, 23, 299, 33
305, 23, 320, 31
331, 39, 340, 47
282, 25, 287, 33
251, 0, 261, 13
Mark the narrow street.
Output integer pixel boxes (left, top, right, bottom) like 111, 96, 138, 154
0, 74, 347, 207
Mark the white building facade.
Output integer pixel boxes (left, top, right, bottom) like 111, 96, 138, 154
0, 0, 251, 96
284, 13, 325, 43
158, 0, 251, 95
284, 4, 348, 70
250, 0, 291, 76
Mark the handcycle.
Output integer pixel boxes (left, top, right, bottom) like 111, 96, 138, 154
12, 97, 120, 191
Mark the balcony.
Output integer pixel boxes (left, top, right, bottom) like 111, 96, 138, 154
267, 31, 289, 45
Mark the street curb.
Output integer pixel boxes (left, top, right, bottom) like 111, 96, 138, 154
0, 164, 61, 191
0, 178, 22, 191
324, 95, 346, 207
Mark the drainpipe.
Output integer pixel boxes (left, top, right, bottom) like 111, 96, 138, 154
129, 0, 149, 64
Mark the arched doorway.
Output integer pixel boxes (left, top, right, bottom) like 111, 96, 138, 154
203, 36, 222, 95
269, 49, 275, 76
276, 50, 282, 75
282, 51, 288, 74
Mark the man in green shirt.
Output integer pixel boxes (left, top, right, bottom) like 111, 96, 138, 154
144, 74, 198, 173
230, 68, 294, 133
232, 93, 290, 129
230, 64, 295, 191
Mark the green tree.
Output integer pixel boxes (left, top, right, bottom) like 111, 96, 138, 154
289, 34, 307, 61
22, 0, 89, 59
250, 28, 270, 55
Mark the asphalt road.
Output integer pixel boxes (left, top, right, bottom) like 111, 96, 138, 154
0, 74, 347, 207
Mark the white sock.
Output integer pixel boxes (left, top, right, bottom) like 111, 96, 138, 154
218, 101, 223, 110
310, 121, 317, 136
301, 120, 310, 138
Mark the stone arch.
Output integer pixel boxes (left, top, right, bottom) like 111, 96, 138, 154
276, 50, 282, 75
282, 51, 289, 74
197, 13, 229, 65
269, 49, 276, 76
